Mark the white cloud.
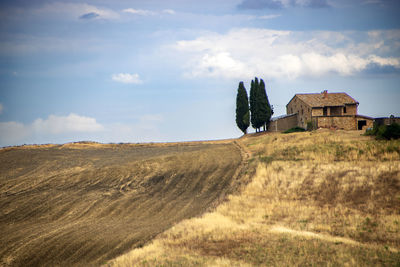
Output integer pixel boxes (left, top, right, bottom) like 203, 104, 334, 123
175, 28, 400, 80
112, 73, 143, 84
0, 113, 166, 146
238, 0, 330, 9
162, 9, 176, 15
35, 3, 120, 20
0, 103, 3, 114
122, 8, 156, 16
32, 113, 104, 134
368, 55, 400, 66
185, 52, 252, 79
122, 8, 176, 16
0, 113, 104, 146
258, 14, 281, 19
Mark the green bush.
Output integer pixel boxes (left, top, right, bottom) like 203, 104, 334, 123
283, 127, 306, 134
381, 123, 400, 139
365, 123, 400, 140
306, 121, 314, 131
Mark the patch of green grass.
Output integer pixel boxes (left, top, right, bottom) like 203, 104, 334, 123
259, 156, 274, 164
283, 127, 306, 134
386, 144, 400, 154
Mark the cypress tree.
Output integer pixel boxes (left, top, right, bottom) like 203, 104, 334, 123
248, 77, 274, 132
249, 79, 257, 131
250, 77, 263, 132
235, 82, 250, 134
252, 77, 266, 132
259, 79, 273, 131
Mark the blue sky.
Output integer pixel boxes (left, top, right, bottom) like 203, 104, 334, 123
0, 0, 399, 146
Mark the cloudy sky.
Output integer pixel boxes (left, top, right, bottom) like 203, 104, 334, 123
0, 0, 399, 146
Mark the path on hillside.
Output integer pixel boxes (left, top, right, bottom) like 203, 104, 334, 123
0, 141, 246, 266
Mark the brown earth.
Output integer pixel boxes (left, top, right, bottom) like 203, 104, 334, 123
0, 141, 245, 266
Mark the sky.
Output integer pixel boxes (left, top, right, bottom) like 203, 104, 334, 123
0, 0, 399, 146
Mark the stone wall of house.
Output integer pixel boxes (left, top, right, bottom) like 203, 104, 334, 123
315, 116, 373, 130
286, 97, 311, 128
316, 116, 357, 130
312, 108, 323, 116
344, 104, 357, 115
268, 114, 298, 132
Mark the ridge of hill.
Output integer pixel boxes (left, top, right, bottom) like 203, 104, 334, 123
106, 130, 400, 266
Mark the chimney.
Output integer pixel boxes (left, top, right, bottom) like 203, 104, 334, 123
322, 90, 328, 99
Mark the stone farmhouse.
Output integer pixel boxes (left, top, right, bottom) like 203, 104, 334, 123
268, 90, 374, 132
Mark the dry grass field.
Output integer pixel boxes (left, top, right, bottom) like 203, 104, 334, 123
107, 130, 400, 266
0, 141, 245, 266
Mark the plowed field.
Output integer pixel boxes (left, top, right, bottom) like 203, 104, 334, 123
0, 142, 244, 266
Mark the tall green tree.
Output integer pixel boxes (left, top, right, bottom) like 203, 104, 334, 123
250, 77, 261, 132
259, 79, 273, 131
235, 82, 250, 134
249, 77, 273, 132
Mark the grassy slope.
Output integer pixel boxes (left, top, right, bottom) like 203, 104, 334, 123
107, 130, 400, 266
0, 142, 244, 266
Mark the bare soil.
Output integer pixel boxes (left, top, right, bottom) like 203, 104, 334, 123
0, 142, 244, 266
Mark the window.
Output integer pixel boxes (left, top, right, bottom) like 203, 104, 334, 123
323, 107, 327, 116
343, 106, 347, 114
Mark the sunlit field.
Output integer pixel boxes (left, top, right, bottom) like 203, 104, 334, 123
107, 130, 400, 266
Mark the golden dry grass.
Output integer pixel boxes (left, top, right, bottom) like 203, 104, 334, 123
0, 142, 245, 266
107, 130, 400, 266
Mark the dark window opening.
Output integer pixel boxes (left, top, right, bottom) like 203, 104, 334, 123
323, 107, 327, 116
358, 120, 366, 130
344, 106, 347, 114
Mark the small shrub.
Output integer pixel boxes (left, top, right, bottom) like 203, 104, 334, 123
283, 127, 306, 134
365, 123, 400, 140
381, 123, 400, 140
306, 121, 314, 131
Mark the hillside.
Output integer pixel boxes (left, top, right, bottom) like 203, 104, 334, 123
107, 130, 400, 266
0, 141, 245, 266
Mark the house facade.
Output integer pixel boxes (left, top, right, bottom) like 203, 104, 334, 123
269, 90, 374, 132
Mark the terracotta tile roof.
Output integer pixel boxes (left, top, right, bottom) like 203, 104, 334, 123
291, 92, 358, 107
